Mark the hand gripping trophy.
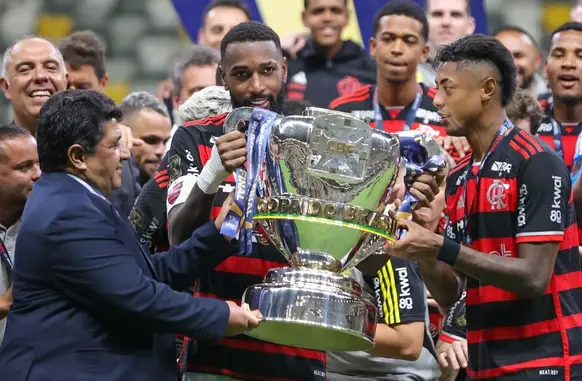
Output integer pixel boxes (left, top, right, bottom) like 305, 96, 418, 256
220, 106, 446, 352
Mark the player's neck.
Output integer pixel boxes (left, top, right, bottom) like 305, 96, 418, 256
466, 108, 508, 162
377, 76, 418, 108
552, 97, 582, 124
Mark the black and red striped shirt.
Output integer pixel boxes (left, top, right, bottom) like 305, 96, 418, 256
537, 96, 582, 171
329, 84, 447, 137
166, 113, 326, 381
444, 127, 582, 380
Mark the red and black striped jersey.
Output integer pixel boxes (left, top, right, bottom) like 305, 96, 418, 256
444, 128, 582, 380
537, 96, 582, 171
166, 113, 326, 381
328, 84, 447, 136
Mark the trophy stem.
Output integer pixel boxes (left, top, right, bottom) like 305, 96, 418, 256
289, 249, 343, 273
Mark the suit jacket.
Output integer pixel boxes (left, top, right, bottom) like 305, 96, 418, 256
0, 172, 233, 381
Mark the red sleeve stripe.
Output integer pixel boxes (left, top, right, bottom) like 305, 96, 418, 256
439, 332, 464, 343
509, 140, 531, 160
514, 134, 540, 156
517, 129, 543, 152
329, 85, 372, 109
448, 155, 472, 177
183, 112, 228, 128
467, 312, 582, 345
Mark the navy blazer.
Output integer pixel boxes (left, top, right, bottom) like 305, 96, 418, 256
0, 172, 233, 381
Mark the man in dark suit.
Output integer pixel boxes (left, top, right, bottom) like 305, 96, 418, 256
0, 90, 261, 381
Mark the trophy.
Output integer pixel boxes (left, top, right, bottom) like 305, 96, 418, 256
220, 106, 445, 352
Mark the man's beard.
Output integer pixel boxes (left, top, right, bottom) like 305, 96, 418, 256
230, 89, 285, 114
520, 70, 535, 90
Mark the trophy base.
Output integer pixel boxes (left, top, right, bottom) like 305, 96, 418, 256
242, 266, 377, 352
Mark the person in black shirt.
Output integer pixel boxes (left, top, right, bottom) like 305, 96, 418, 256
285, 0, 376, 108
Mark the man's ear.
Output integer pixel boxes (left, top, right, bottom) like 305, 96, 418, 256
67, 144, 88, 172
481, 76, 497, 103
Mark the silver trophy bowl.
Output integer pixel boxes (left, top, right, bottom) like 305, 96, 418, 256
224, 107, 401, 351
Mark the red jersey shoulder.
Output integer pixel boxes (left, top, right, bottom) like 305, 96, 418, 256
182, 112, 228, 129
508, 129, 545, 160
329, 84, 373, 110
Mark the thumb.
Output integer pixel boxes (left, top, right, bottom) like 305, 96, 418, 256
386, 184, 403, 205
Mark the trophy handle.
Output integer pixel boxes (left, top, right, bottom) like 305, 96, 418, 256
223, 107, 255, 134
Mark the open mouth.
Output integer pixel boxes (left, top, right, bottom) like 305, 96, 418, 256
558, 74, 579, 88
249, 98, 270, 108
28, 89, 53, 101
319, 26, 339, 37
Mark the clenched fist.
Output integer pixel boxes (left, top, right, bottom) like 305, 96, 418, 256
216, 131, 247, 173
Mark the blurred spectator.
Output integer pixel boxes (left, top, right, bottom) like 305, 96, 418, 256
419, 0, 475, 86
119, 92, 172, 185
0, 125, 40, 344
58, 31, 141, 218
538, 22, 582, 171
493, 26, 548, 98
198, 0, 252, 52
168, 45, 220, 140
285, 0, 376, 108
59, 30, 109, 91
330, 1, 447, 139
505, 88, 544, 134
1, 37, 68, 134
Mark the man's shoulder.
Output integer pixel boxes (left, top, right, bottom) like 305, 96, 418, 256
180, 114, 228, 135
329, 84, 373, 111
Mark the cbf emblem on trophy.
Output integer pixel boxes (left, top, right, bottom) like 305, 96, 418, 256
221, 107, 445, 352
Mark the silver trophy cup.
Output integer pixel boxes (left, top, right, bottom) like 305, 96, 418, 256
223, 107, 402, 352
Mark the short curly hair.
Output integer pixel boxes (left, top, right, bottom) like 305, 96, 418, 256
505, 88, 544, 133
59, 30, 106, 79
220, 21, 281, 60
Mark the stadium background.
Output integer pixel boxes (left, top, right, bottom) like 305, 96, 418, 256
0, 0, 578, 124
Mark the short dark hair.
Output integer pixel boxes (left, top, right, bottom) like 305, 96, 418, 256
202, 0, 252, 25
37, 90, 122, 173
171, 45, 220, 97
493, 25, 539, 49
304, 0, 347, 9
435, 34, 517, 106
426, 0, 470, 15
550, 21, 582, 42
59, 30, 107, 79
0, 124, 32, 158
220, 21, 282, 60
372, 0, 429, 41
506, 88, 544, 133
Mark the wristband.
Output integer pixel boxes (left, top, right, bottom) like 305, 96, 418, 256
437, 237, 461, 266
197, 144, 230, 195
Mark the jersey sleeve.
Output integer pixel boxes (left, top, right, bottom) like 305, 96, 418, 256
166, 127, 202, 215
515, 151, 571, 244
364, 258, 426, 325
440, 289, 467, 343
